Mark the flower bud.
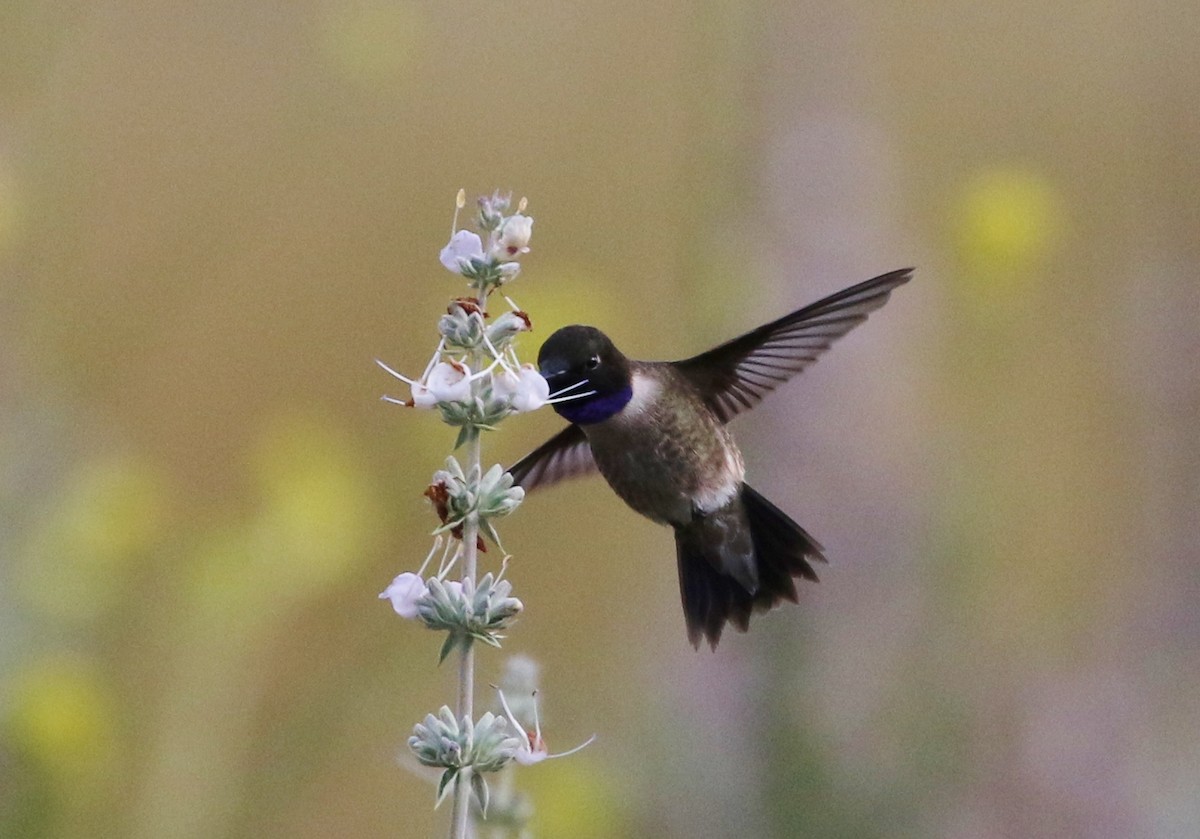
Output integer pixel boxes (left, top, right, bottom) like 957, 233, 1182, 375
476, 464, 526, 519
485, 311, 531, 348
417, 574, 524, 659
476, 191, 511, 231
496, 261, 522, 282
439, 304, 485, 350
496, 214, 532, 258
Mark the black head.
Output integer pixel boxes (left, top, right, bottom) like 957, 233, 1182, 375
538, 325, 633, 423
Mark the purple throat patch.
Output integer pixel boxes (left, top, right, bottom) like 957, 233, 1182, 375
556, 385, 634, 425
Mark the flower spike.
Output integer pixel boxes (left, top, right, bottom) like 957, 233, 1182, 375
379, 191, 586, 837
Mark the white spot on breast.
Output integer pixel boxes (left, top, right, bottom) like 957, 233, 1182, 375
623, 371, 660, 418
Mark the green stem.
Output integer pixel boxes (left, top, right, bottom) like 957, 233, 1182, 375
457, 427, 481, 720
449, 283, 488, 839
449, 768, 472, 839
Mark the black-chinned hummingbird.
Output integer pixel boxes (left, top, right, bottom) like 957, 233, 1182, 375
509, 268, 912, 649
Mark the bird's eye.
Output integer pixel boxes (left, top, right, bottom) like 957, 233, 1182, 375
585, 355, 601, 371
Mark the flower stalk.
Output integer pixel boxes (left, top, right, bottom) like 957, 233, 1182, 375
379, 190, 589, 838
451, 202, 487, 839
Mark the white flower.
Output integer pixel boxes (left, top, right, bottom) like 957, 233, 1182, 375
514, 740, 548, 765
380, 572, 428, 619
492, 365, 549, 413
490, 368, 521, 399
377, 352, 441, 409
426, 361, 472, 403
409, 381, 438, 408
439, 229, 485, 274
495, 214, 533, 259
496, 689, 595, 767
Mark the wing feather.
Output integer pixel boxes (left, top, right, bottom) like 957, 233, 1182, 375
674, 268, 913, 422
507, 424, 597, 492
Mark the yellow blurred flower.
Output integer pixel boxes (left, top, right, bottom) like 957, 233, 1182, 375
246, 413, 378, 589
17, 456, 169, 624
953, 166, 1065, 289
5, 654, 119, 783
526, 759, 627, 838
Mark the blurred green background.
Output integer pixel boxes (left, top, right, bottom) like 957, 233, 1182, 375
2, 1, 1198, 837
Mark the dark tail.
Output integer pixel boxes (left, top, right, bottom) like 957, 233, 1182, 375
674, 484, 826, 650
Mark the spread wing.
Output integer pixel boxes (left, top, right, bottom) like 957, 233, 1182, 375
507, 424, 598, 492
673, 268, 913, 423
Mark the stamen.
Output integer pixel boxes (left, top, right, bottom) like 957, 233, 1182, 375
451, 188, 466, 235
381, 395, 410, 405
482, 334, 516, 373
437, 540, 463, 578
376, 359, 418, 385
467, 355, 505, 381
416, 535, 444, 577
421, 340, 446, 381
496, 689, 523, 737
546, 734, 597, 760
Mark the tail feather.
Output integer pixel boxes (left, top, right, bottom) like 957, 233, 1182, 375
675, 484, 826, 649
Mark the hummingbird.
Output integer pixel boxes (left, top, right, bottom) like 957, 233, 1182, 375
509, 268, 912, 649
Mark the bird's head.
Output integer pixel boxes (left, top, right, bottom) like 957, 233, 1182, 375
537, 326, 633, 424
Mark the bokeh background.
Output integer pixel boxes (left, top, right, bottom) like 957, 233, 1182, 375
2, 1, 1198, 837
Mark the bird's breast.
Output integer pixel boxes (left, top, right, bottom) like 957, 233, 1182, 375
583, 367, 744, 526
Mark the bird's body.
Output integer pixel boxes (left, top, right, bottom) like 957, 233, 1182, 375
582, 366, 743, 526
510, 268, 912, 648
